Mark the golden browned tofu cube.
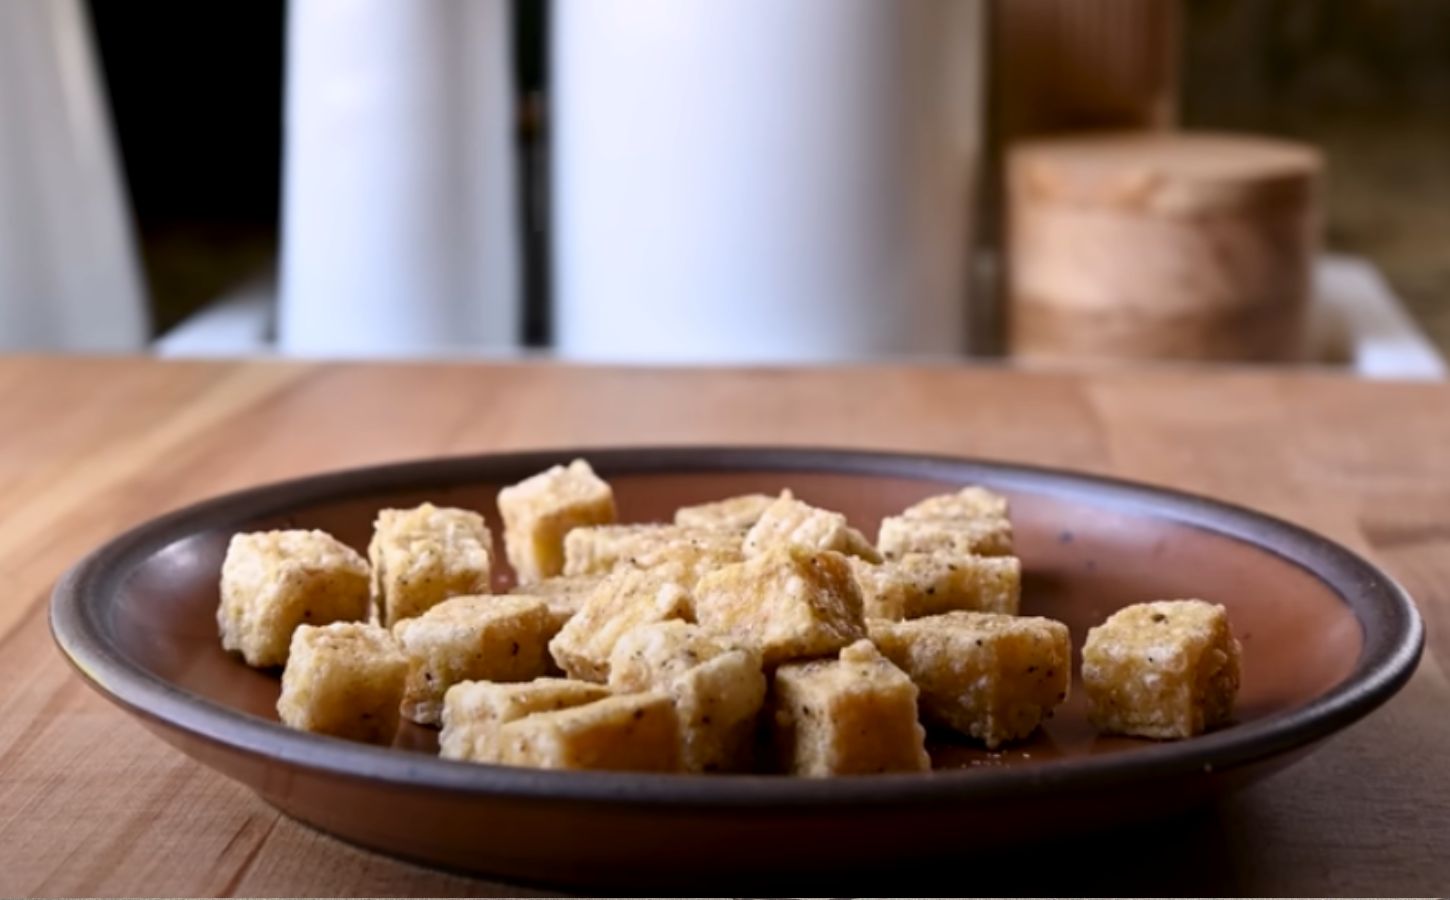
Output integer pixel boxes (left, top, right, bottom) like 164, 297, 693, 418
439, 678, 610, 763
674, 492, 782, 531
900, 486, 1009, 521
392, 596, 553, 724
511, 573, 600, 631
694, 547, 866, 667
608, 621, 766, 772
850, 553, 1021, 620
497, 459, 617, 582
742, 494, 881, 563
368, 503, 494, 627
548, 565, 692, 682
1082, 599, 1241, 740
219, 529, 371, 667
770, 640, 929, 776
877, 515, 1014, 559
562, 524, 743, 577
276, 622, 407, 744
870, 612, 1070, 748
496, 692, 681, 771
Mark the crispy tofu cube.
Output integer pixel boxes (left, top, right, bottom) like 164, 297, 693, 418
674, 492, 782, 531
511, 573, 600, 631
694, 547, 866, 667
608, 621, 766, 772
742, 494, 881, 563
277, 622, 407, 744
562, 523, 681, 576
497, 459, 617, 582
870, 612, 1070, 748
548, 565, 693, 682
628, 539, 743, 590
439, 678, 610, 763
1082, 599, 1241, 740
392, 596, 553, 724
877, 515, 1014, 559
562, 524, 743, 578
851, 553, 1021, 620
770, 640, 929, 776
368, 503, 494, 627
900, 486, 1009, 521
496, 692, 681, 771
219, 529, 371, 667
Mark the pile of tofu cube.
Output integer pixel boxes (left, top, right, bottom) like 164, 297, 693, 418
219, 459, 1241, 776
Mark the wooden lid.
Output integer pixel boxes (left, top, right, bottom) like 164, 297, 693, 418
1009, 131, 1322, 216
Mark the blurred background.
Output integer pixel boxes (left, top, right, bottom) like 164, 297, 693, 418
1, 0, 1445, 375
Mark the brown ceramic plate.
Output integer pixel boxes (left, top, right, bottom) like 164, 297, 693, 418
52, 447, 1421, 888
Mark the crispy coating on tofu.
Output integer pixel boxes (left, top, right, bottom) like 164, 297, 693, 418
877, 515, 1014, 559
870, 612, 1070, 748
694, 547, 866, 667
496, 691, 681, 771
547, 564, 693, 682
743, 494, 882, 563
277, 622, 407, 744
878, 486, 1014, 559
627, 540, 744, 590
850, 553, 1021, 620
219, 529, 371, 668
771, 640, 930, 776
392, 595, 553, 725
674, 492, 783, 531
440, 678, 610, 763
497, 459, 616, 582
511, 573, 599, 630
900, 486, 1009, 521
368, 503, 494, 628
562, 523, 743, 578
1082, 600, 1241, 740
608, 621, 766, 772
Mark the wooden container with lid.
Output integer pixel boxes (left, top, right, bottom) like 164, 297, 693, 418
1007, 132, 1323, 362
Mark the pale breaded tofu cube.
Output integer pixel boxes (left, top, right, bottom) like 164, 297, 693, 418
694, 547, 866, 667
628, 539, 743, 590
608, 621, 766, 772
439, 678, 610, 763
869, 612, 1070, 748
877, 515, 1014, 559
511, 573, 600, 631
674, 492, 783, 531
503, 593, 575, 638
850, 553, 1021, 620
497, 459, 617, 582
497, 691, 681, 771
562, 523, 678, 576
1082, 599, 1241, 740
770, 640, 929, 776
219, 529, 371, 668
562, 524, 743, 578
900, 486, 1009, 521
392, 596, 553, 725
368, 503, 494, 628
742, 494, 882, 563
277, 622, 407, 744
548, 565, 693, 682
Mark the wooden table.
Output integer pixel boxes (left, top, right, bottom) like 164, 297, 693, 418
2, 357, 1448, 896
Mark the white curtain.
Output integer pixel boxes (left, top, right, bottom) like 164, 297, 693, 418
0, 0, 147, 351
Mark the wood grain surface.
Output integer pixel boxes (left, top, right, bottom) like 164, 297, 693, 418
2, 356, 1448, 896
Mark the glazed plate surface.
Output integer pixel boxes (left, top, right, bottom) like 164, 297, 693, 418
51, 447, 1422, 887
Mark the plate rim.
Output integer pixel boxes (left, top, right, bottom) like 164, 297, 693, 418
50, 445, 1424, 808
